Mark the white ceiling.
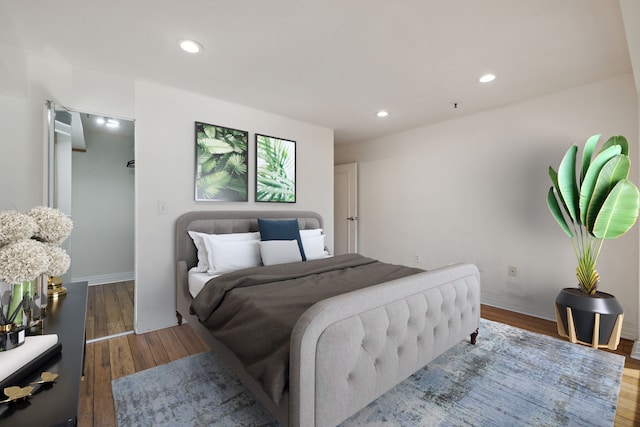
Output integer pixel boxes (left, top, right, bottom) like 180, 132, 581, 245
1, 0, 636, 144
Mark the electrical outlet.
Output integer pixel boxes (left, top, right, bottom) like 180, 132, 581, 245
508, 266, 517, 277
414, 253, 422, 264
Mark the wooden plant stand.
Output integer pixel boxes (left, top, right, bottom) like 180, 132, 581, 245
555, 304, 623, 350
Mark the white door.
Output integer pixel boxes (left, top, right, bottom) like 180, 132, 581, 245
334, 163, 358, 255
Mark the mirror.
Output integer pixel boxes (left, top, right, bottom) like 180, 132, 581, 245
46, 101, 135, 341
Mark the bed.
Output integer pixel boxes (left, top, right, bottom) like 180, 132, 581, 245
175, 210, 481, 427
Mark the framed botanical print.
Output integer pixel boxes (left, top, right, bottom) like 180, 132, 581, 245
255, 134, 296, 203
195, 122, 248, 201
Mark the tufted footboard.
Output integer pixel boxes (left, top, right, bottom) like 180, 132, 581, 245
289, 263, 480, 427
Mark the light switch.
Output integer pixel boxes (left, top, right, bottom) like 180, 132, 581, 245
158, 201, 168, 214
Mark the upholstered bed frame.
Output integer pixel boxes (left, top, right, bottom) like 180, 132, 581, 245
175, 211, 481, 427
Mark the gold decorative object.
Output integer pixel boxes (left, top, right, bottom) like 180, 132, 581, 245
1, 385, 34, 403
0, 371, 59, 405
31, 371, 58, 385
47, 276, 67, 299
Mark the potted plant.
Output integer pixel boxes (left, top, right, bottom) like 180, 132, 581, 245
547, 134, 639, 350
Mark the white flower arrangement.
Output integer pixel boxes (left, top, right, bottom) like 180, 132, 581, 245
0, 240, 49, 284
43, 244, 71, 277
0, 206, 72, 286
27, 206, 73, 245
0, 211, 38, 246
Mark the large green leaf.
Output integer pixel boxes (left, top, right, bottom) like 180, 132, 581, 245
548, 167, 573, 224
593, 180, 640, 239
226, 154, 247, 175
557, 145, 580, 224
599, 135, 629, 156
547, 187, 573, 237
198, 138, 235, 154
197, 171, 231, 199
585, 155, 630, 233
578, 145, 622, 224
580, 134, 600, 183
202, 124, 217, 139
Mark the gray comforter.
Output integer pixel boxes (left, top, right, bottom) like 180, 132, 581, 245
190, 253, 423, 404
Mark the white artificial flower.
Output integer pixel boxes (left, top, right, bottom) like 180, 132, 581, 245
0, 211, 38, 246
27, 206, 73, 244
0, 239, 49, 284
44, 244, 71, 277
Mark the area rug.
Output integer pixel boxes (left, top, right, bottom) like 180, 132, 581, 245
112, 319, 625, 426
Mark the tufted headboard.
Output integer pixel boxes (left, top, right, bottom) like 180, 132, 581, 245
175, 210, 324, 270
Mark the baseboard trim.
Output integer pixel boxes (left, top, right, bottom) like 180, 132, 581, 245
71, 271, 134, 286
631, 341, 640, 360
135, 312, 179, 335
481, 291, 637, 341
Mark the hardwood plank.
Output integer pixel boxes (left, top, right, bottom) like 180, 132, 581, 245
91, 341, 116, 427
174, 323, 210, 355
157, 326, 190, 361
115, 282, 134, 331
103, 283, 125, 336
144, 329, 171, 365
92, 285, 108, 340
127, 333, 157, 372
108, 336, 136, 380
77, 340, 95, 427
85, 285, 96, 341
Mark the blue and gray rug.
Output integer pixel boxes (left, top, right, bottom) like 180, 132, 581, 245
112, 319, 624, 426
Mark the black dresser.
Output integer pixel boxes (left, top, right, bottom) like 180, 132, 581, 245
0, 281, 88, 426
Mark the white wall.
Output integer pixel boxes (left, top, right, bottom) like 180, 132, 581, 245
0, 94, 39, 211
134, 80, 335, 333
0, 55, 135, 211
336, 74, 640, 339
0, 54, 334, 334
71, 127, 135, 284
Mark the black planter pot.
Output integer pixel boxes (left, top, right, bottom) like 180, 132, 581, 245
555, 288, 624, 349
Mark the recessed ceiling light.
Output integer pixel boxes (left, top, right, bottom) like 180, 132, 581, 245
106, 119, 120, 128
179, 39, 203, 54
376, 110, 389, 118
479, 73, 496, 83
95, 117, 105, 125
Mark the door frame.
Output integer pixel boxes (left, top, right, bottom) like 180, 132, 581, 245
334, 162, 358, 254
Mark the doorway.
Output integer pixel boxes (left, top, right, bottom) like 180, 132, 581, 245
334, 162, 358, 255
46, 102, 135, 341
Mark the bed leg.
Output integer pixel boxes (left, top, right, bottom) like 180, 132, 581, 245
176, 311, 183, 326
470, 328, 479, 345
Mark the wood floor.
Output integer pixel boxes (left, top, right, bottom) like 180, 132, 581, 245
78, 304, 640, 426
85, 281, 134, 341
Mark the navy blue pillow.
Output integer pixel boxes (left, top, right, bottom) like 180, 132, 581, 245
258, 218, 306, 261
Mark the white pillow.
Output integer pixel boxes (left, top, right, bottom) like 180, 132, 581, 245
301, 234, 326, 260
201, 233, 261, 274
189, 231, 260, 272
259, 240, 303, 266
299, 228, 323, 237
188, 231, 209, 272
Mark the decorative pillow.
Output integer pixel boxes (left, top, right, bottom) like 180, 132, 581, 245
189, 231, 260, 272
259, 240, 303, 266
202, 237, 261, 274
301, 234, 326, 260
258, 219, 306, 261
299, 228, 323, 237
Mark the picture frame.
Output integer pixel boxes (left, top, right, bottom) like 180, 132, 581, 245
255, 134, 296, 203
195, 122, 248, 202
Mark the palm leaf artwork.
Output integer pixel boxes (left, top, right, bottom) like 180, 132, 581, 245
547, 135, 640, 295
195, 122, 248, 201
256, 135, 296, 202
